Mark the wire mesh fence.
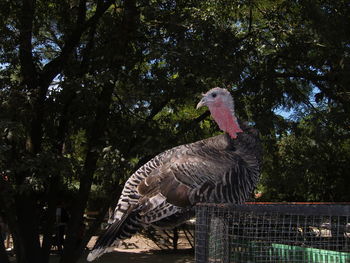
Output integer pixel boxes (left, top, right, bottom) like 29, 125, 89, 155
195, 203, 350, 263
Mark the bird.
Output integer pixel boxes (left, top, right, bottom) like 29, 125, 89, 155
87, 87, 262, 261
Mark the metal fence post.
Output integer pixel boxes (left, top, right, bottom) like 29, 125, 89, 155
195, 205, 210, 263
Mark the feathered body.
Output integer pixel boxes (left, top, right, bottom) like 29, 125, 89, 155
87, 88, 262, 261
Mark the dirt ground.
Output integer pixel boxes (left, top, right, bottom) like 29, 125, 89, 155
48, 235, 195, 263
6, 233, 194, 263
65, 249, 194, 263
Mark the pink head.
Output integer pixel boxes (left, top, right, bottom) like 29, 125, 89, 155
196, 87, 242, 139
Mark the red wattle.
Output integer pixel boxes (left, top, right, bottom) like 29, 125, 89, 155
210, 106, 242, 139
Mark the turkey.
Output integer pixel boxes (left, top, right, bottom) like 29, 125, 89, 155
87, 87, 262, 261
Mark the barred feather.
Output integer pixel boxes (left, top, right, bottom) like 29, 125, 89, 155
87, 88, 262, 261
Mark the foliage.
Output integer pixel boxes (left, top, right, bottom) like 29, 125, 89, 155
260, 110, 350, 201
0, 0, 349, 263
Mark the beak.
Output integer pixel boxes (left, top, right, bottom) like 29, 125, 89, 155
196, 97, 207, 109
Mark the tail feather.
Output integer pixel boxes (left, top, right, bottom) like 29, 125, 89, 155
87, 205, 142, 261
87, 247, 114, 262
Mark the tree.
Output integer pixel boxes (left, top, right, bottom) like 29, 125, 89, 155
0, 1, 141, 263
260, 109, 350, 201
0, 1, 349, 263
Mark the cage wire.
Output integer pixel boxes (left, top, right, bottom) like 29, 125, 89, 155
195, 203, 350, 263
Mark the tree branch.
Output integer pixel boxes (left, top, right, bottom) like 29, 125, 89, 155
248, 1, 253, 34
273, 71, 329, 82
26, 0, 114, 154
274, 70, 350, 115
19, 0, 37, 90
76, 0, 87, 25
40, 0, 114, 88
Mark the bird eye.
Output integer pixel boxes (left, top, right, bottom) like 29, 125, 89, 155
212, 93, 217, 98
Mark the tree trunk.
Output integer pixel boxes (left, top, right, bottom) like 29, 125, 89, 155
60, 1, 139, 261
14, 193, 43, 263
59, 81, 115, 263
41, 176, 61, 263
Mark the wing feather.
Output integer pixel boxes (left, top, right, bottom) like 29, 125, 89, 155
136, 133, 259, 207
113, 130, 260, 229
